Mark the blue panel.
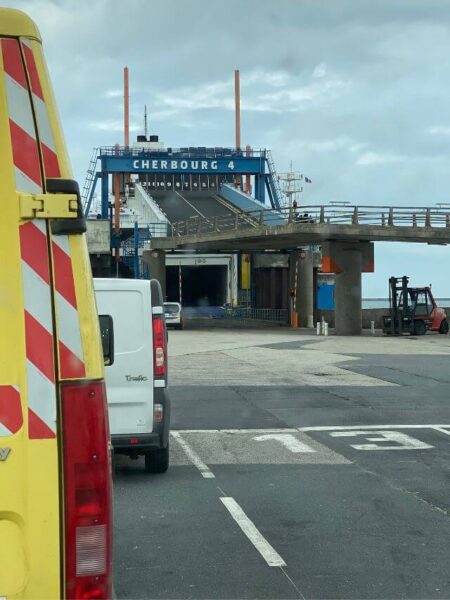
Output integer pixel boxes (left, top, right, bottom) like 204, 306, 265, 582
317, 284, 335, 310
103, 156, 264, 175
219, 184, 286, 225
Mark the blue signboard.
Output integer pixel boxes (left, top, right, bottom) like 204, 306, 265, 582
103, 156, 264, 175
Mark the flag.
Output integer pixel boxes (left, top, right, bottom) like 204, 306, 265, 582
305, 176, 312, 184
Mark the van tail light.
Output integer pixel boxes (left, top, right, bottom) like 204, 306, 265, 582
154, 403, 164, 423
61, 380, 112, 600
152, 314, 167, 378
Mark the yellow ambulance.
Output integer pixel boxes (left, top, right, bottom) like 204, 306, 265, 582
0, 8, 113, 599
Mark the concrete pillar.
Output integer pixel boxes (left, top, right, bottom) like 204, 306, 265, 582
143, 249, 166, 298
297, 251, 314, 328
288, 250, 314, 328
288, 250, 300, 325
334, 245, 362, 335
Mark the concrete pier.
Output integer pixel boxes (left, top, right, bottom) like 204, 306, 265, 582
143, 249, 166, 296
297, 250, 314, 328
334, 244, 362, 335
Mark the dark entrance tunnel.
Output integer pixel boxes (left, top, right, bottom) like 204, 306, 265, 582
166, 265, 228, 306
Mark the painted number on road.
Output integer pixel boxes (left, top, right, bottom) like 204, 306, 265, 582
253, 433, 316, 453
329, 430, 434, 450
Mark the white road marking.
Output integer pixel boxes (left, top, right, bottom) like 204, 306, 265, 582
329, 430, 434, 450
299, 424, 450, 432
176, 428, 299, 434
171, 431, 215, 478
170, 430, 348, 465
432, 426, 450, 436
220, 497, 286, 567
254, 433, 316, 453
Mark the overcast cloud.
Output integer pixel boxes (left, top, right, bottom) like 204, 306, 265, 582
5, 0, 450, 296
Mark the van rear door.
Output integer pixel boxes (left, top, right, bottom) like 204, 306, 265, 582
0, 10, 111, 599
0, 28, 63, 600
94, 279, 155, 435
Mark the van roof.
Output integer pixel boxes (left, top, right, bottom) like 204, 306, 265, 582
0, 8, 41, 40
94, 278, 151, 290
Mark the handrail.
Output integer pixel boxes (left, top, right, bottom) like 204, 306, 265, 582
97, 146, 267, 159
167, 204, 450, 238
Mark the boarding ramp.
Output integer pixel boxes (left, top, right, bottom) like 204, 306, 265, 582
220, 184, 286, 225
123, 183, 169, 232
150, 189, 250, 224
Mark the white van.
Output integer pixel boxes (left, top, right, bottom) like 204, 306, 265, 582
164, 301, 184, 329
94, 278, 171, 473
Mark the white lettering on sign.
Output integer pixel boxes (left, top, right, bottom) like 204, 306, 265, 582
329, 430, 434, 450
253, 433, 316, 453
131, 159, 234, 171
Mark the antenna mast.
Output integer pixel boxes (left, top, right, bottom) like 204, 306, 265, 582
144, 105, 148, 139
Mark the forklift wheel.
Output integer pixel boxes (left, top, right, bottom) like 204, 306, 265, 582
413, 320, 427, 336
439, 319, 449, 334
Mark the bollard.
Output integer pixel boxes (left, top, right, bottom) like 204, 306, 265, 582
324, 322, 329, 336
371, 321, 375, 335
316, 322, 321, 336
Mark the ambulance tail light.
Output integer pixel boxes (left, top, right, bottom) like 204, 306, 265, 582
61, 380, 112, 600
152, 314, 167, 378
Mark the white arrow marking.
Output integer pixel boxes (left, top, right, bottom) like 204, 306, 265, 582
253, 433, 316, 453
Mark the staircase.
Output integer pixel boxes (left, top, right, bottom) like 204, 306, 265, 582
266, 150, 285, 209
81, 147, 99, 215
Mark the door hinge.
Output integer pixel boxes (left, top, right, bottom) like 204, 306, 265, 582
19, 192, 78, 219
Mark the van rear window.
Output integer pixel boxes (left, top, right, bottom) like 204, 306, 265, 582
164, 304, 180, 314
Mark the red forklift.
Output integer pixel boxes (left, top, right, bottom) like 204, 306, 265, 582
382, 276, 448, 335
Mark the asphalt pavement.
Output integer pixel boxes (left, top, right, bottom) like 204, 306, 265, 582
114, 329, 450, 599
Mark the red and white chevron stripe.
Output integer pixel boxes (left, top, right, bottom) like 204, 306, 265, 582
2, 38, 55, 439
19, 220, 57, 439
20, 39, 86, 379
2, 38, 85, 396
52, 235, 86, 378
0, 386, 23, 437
2, 38, 42, 192
21, 39, 61, 179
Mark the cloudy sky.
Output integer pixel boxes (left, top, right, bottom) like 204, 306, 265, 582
6, 0, 450, 296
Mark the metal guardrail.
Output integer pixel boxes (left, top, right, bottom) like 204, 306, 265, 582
222, 307, 289, 324
169, 205, 450, 237
98, 146, 266, 158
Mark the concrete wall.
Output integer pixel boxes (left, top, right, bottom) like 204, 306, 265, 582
253, 253, 289, 268
317, 307, 450, 329
86, 219, 110, 254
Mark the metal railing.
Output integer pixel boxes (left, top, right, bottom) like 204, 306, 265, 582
222, 307, 289, 324
169, 204, 450, 238
98, 146, 266, 159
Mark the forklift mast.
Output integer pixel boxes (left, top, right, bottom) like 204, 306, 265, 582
388, 276, 411, 334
